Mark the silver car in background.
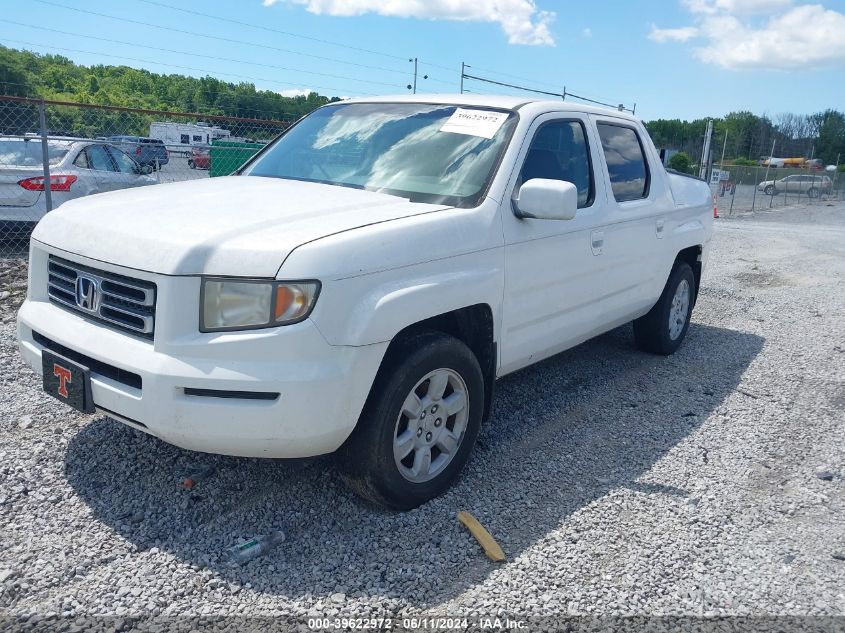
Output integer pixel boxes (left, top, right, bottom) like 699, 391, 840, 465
0, 137, 157, 230
757, 174, 832, 197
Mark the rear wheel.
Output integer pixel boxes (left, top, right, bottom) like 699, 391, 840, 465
337, 330, 484, 510
188, 159, 196, 169
807, 187, 819, 198
633, 262, 695, 356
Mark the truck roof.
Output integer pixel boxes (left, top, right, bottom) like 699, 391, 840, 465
344, 93, 639, 121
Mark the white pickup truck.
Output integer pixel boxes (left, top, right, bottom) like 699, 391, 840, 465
18, 95, 712, 509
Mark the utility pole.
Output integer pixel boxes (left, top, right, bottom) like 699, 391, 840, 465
699, 119, 713, 181
460, 62, 465, 94
407, 58, 427, 94
763, 138, 776, 207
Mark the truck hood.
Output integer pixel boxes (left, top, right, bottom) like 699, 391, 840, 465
32, 176, 451, 276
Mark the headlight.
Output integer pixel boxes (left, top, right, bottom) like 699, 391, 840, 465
201, 279, 320, 331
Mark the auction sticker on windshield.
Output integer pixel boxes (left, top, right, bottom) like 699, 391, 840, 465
440, 108, 509, 139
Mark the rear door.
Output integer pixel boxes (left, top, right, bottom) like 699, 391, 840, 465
105, 146, 149, 189
74, 144, 121, 192
591, 117, 675, 318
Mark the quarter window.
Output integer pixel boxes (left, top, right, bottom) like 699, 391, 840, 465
517, 120, 593, 208
596, 123, 650, 202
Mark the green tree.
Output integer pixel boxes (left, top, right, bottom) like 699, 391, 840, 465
668, 151, 692, 173
815, 110, 845, 165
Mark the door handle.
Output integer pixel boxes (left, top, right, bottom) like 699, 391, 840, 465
656, 218, 665, 239
590, 230, 604, 256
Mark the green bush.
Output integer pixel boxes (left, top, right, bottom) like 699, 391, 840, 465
668, 151, 692, 173
731, 157, 757, 166
837, 164, 845, 173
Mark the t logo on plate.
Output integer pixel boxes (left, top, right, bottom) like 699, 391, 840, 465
53, 364, 72, 398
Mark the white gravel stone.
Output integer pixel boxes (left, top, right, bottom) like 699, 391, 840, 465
0, 201, 843, 626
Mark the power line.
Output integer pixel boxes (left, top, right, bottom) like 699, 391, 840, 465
1, 20, 402, 90
463, 73, 563, 99
463, 64, 571, 93
31, 0, 409, 77
2, 39, 375, 97
133, 0, 463, 84
462, 72, 635, 113
0, 80, 322, 120
135, 0, 408, 62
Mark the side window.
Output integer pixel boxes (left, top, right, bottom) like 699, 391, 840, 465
192, 135, 203, 142
73, 150, 89, 169
106, 146, 139, 174
596, 123, 650, 202
86, 145, 117, 172
518, 120, 593, 208
180, 134, 190, 144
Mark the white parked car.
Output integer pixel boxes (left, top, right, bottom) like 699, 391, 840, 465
18, 95, 712, 509
0, 137, 156, 230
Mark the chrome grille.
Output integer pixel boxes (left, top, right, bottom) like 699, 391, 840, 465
47, 256, 156, 339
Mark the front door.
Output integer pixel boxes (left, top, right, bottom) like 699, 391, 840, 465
500, 114, 611, 374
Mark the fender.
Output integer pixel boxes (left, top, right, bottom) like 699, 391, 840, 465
307, 250, 503, 346
279, 199, 506, 347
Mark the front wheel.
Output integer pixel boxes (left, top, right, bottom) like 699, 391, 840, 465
633, 262, 696, 355
188, 159, 196, 169
807, 187, 819, 198
764, 185, 775, 195
337, 331, 484, 510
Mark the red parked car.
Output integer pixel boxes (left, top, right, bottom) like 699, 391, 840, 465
188, 147, 210, 170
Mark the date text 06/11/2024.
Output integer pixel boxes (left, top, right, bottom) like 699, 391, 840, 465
306, 617, 528, 630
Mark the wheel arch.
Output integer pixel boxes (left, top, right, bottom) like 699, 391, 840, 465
378, 304, 497, 423
674, 245, 702, 305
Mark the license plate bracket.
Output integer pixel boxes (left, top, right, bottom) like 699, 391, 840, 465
41, 349, 94, 414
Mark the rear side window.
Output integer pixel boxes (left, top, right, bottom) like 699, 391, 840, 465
518, 120, 593, 208
596, 123, 650, 202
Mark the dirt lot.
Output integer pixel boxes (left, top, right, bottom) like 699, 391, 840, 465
0, 201, 843, 631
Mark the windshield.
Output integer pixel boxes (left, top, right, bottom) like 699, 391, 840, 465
242, 103, 518, 207
0, 139, 71, 167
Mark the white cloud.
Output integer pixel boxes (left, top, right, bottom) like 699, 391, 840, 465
265, 0, 556, 46
648, 24, 699, 42
278, 88, 314, 97
695, 5, 845, 69
684, 0, 793, 14
651, 2, 845, 70
582, 27, 592, 38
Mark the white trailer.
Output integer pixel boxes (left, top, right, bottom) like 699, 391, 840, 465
149, 122, 231, 153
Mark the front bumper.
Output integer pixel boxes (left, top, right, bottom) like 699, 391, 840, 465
17, 246, 388, 458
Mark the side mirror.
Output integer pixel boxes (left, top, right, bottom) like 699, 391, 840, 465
513, 178, 578, 220
140, 164, 153, 175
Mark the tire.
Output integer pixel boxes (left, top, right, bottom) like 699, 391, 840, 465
337, 330, 484, 510
188, 159, 195, 169
764, 185, 775, 195
633, 262, 696, 356
807, 187, 819, 199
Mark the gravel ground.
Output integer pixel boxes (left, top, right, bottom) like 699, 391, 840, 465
0, 201, 843, 631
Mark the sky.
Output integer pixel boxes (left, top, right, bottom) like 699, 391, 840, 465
2, 0, 844, 121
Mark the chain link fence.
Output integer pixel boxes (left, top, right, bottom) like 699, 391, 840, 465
3, 96, 842, 248
0, 96, 292, 245
709, 164, 844, 217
